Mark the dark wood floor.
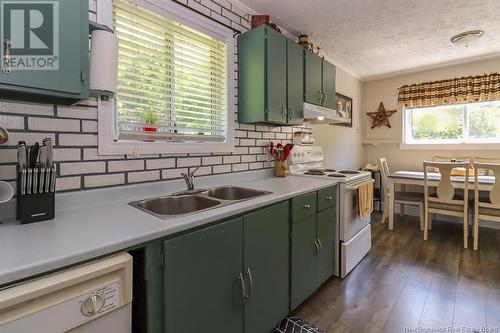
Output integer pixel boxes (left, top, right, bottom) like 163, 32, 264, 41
294, 213, 500, 333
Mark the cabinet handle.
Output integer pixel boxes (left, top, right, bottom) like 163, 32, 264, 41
281, 105, 287, 118
323, 94, 328, 104
304, 204, 311, 209
325, 196, 333, 200
314, 239, 320, 254
318, 90, 323, 103
3, 39, 12, 74
289, 106, 294, 118
238, 273, 246, 303
317, 238, 323, 251
245, 267, 253, 300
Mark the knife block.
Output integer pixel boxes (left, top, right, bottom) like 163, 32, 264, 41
16, 168, 55, 224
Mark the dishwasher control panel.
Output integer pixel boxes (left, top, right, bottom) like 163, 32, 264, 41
79, 282, 121, 320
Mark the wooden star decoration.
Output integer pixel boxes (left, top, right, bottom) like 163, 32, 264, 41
366, 102, 397, 129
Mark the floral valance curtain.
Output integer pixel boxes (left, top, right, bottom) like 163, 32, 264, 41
398, 73, 500, 108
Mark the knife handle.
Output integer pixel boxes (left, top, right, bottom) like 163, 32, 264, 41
27, 168, 32, 195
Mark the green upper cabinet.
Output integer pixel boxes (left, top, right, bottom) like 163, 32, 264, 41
243, 202, 289, 333
163, 218, 244, 333
238, 25, 304, 125
304, 51, 336, 109
0, 0, 89, 105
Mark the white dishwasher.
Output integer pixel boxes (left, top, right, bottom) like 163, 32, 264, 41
0, 253, 133, 333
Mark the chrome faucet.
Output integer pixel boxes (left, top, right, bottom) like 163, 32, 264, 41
181, 166, 200, 191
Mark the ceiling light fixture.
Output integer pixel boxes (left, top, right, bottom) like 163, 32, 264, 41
450, 30, 484, 47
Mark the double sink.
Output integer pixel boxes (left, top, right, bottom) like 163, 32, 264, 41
130, 186, 272, 219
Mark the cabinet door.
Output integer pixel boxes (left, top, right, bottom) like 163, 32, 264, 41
163, 218, 244, 333
0, 0, 87, 95
304, 51, 323, 106
290, 215, 317, 310
244, 202, 289, 333
322, 60, 336, 109
287, 41, 304, 125
316, 207, 336, 287
266, 28, 287, 124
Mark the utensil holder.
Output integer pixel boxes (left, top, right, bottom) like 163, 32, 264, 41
274, 160, 288, 177
16, 166, 56, 224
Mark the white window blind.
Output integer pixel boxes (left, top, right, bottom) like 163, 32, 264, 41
113, 0, 228, 143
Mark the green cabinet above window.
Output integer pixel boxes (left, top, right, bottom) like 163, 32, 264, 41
238, 25, 304, 125
0, 0, 89, 105
304, 51, 336, 109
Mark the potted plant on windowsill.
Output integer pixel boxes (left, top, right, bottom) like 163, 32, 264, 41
142, 112, 159, 133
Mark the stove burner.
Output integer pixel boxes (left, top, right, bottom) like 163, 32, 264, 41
338, 170, 361, 175
323, 169, 336, 173
328, 174, 346, 178
304, 170, 326, 176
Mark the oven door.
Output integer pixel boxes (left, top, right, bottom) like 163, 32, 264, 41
339, 179, 372, 241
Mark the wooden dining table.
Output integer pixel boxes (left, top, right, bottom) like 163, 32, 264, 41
387, 171, 495, 230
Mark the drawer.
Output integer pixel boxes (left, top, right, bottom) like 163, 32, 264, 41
292, 192, 317, 223
317, 186, 337, 212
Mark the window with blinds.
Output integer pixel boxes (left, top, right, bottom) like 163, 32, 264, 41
112, 0, 229, 143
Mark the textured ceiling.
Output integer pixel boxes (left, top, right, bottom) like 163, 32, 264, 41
238, 0, 500, 81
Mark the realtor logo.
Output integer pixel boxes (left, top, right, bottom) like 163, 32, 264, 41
1, 0, 59, 70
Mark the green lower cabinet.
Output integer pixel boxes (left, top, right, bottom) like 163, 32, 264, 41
290, 215, 318, 309
243, 202, 290, 333
316, 207, 336, 286
163, 218, 244, 333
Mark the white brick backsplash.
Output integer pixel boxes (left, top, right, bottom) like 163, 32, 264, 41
247, 131, 262, 139
56, 177, 81, 191
0, 102, 53, 116
0, 115, 24, 129
202, 156, 222, 165
232, 163, 249, 172
60, 161, 105, 176
85, 174, 125, 188
128, 170, 160, 183
0, 0, 309, 196
28, 117, 80, 132
241, 155, 256, 163
162, 168, 186, 179
249, 162, 264, 170
0, 149, 17, 163
108, 160, 144, 172
59, 134, 97, 146
177, 157, 201, 167
83, 148, 124, 160
57, 106, 97, 119
82, 120, 97, 132
54, 149, 81, 162
223, 155, 240, 164
239, 139, 255, 146
213, 164, 231, 174
6, 132, 55, 147
146, 158, 175, 170
0, 165, 16, 180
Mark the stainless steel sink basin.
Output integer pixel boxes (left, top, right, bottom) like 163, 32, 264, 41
131, 195, 221, 218
130, 186, 272, 219
201, 186, 271, 201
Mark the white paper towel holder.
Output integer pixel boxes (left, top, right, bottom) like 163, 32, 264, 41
89, 23, 118, 99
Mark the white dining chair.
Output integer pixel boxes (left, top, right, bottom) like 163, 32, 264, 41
423, 161, 470, 248
472, 162, 500, 251
379, 157, 425, 230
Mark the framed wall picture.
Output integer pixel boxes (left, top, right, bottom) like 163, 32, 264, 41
334, 93, 353, 127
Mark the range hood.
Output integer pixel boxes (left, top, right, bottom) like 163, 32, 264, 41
303, 102, 346, 124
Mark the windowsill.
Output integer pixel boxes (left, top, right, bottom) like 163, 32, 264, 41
399, 142, 500, 150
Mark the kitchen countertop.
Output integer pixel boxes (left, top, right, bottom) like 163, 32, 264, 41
0, 170, 338, 286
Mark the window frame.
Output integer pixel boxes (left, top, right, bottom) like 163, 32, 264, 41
401, 100, 500, 150
98, 0, 235, 155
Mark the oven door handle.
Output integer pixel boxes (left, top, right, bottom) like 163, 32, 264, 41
345, 179, 374, 191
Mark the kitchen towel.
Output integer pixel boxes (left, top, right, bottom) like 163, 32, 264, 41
357, 180, 374, 219
273, 316, 324, 333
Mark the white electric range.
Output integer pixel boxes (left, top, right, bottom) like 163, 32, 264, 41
288, 145, 373, 278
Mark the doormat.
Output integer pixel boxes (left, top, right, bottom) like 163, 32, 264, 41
272, 316, 325, 333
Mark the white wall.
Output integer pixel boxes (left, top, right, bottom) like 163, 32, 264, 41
311, 67, 364, 170
362, 56, 500, 171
